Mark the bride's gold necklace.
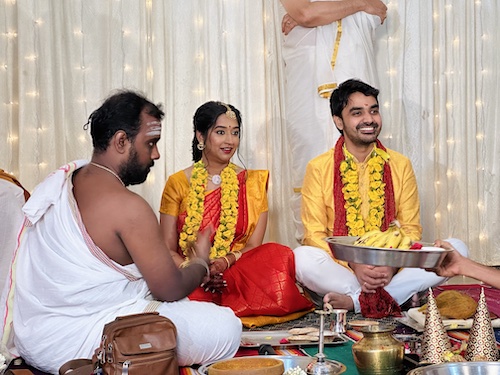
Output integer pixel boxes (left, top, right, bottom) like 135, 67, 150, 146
90, 162, 125, 187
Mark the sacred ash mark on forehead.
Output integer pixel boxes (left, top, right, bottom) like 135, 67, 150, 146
145, 120, 162, 137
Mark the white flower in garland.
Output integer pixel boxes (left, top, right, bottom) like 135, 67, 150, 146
283, 366, 307, 375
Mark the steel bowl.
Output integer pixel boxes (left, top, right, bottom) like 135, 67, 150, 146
325, 236, 452, 268
407, 361, 500, 375
197, 355, 346, 374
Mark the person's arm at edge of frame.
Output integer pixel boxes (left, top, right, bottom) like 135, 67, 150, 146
280, 0, 387, 28
430, 240, 500, 290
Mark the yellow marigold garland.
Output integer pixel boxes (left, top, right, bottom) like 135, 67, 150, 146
340, 145, 388, 236
179, 160, 239, 259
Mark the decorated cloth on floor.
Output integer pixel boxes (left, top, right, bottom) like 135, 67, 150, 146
359, 287, 402, 318
239, 307, 315, 328
448, 330, 500, 349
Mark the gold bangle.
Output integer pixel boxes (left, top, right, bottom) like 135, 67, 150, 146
232, 250, 242, 261
222, 256, 231, 270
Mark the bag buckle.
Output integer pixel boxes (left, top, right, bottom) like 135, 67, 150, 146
122, 360, 130, 375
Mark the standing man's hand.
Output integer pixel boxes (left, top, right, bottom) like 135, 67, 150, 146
282, 13, 299, 35
361, 0, 387, 24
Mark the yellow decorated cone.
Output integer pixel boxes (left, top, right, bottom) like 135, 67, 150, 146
420, 288, 452, 364
465, 288, 499, 361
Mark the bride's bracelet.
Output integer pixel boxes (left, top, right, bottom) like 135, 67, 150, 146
222, 256, 231, 269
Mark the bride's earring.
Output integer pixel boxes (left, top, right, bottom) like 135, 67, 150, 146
197, 142, 205, 151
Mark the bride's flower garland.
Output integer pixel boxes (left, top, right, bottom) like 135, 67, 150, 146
179, 160, 239, 259
340, 145, 389, 236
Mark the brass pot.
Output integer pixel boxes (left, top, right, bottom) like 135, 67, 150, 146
352, 324, 404, 375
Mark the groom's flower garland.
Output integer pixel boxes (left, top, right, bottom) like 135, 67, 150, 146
340, 145, 389, 236
179, 160, 239, 259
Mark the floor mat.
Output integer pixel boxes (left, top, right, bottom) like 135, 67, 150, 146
244, 310, 403, 332
303, 340, 357, 375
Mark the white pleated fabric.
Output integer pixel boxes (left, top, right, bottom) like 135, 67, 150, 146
2, 161, 240, 374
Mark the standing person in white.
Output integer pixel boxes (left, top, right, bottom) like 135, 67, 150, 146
280, 0, 387, 240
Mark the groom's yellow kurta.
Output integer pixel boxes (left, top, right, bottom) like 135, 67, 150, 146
301, 146, 422, 268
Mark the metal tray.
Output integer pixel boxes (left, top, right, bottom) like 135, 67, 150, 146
407, 361, 500, 375
240, 330, 347, 348
325, 236, 451, 268
197, 355, 346, 375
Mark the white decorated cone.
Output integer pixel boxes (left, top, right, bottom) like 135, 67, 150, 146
420, 288, 452, 364
465, 288, 499, 361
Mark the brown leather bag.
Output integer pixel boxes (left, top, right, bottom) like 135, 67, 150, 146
59, 312, 178, 375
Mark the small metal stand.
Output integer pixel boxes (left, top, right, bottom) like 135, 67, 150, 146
306, 308, 338, 375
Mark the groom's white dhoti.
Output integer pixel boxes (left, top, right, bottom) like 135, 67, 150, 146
294, 239, 470, 312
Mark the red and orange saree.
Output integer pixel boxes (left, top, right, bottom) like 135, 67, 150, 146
160, 169, 313, 317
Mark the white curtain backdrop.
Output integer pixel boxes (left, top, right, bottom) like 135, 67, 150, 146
1, 1, 499, 264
